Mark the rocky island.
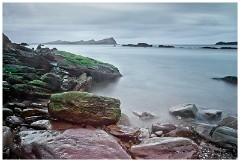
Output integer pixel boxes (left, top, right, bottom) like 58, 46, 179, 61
215, 41, 237, 45
122, 43, 153, 47
45, 37, 117, 45
2, 34, 238, 160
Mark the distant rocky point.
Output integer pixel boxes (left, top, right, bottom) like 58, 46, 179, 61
201, 46, 237, 50
212, 76, 237, 85
45, 37, 117, 45
158, 45, 175, 48
122, 43, 152, 47
215, 41, 237, 45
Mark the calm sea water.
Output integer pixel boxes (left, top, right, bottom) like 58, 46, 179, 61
30, 44, 237, 127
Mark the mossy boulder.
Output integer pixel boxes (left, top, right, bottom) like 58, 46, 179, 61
48, 91, 121, 126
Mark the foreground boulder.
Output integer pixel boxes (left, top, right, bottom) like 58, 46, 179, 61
48, 92, 121, 126
169, 103, 198, 118
12, 128, 131, 159
130, 137, 199, 159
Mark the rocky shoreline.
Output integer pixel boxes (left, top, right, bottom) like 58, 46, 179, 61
2, 34, 238, 159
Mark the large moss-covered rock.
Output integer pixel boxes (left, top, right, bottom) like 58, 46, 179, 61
48, 92, 121, 126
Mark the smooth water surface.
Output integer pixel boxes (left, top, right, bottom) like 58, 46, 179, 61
31, 44, 237, 127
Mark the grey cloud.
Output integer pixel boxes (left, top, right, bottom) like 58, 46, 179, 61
3, 3, 237, 44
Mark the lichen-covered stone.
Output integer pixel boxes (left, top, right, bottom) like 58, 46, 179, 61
48, 91, 121, 126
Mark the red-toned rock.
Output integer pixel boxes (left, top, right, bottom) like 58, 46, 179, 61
130, 137, 199, 159
12, 128, 131, 159
29, 120, 83, 130
152, 123, 177, 134
165, 127, 194, 138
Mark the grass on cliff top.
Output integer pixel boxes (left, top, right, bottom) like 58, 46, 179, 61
57, 51, 116, 70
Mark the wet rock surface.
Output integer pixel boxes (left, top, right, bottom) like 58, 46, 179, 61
169, 103, 198, 118
132, 111, 155, 119
130, 137, 199, 159
195, 123, 237, 150
202, 109, 222, 119
219, 116, 237, 129
12, 128, 131, 159
152, 123, 177, 134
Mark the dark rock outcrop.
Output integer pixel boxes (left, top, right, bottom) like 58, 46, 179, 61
11, 128, 131, 159
40, 73, 62, 92
212, 76, 237, 84
48, 92, 121, 126
72, 73, 92, 91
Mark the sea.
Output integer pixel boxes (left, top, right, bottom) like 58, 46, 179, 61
29, 44, 237, 128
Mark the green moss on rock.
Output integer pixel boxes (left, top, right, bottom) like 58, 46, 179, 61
3, 64, 36, 73
49, 102, 63, 111
48, 91, 121, 126
57, 51, 116, 70
28, 80, 49, 88
112, 109, 121, 120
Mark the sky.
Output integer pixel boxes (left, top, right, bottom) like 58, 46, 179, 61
2, 3, 238, 44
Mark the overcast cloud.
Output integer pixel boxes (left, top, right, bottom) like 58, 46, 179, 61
3, 3, 237, 44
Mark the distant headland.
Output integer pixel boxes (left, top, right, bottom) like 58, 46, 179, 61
44, 37, 117, 45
